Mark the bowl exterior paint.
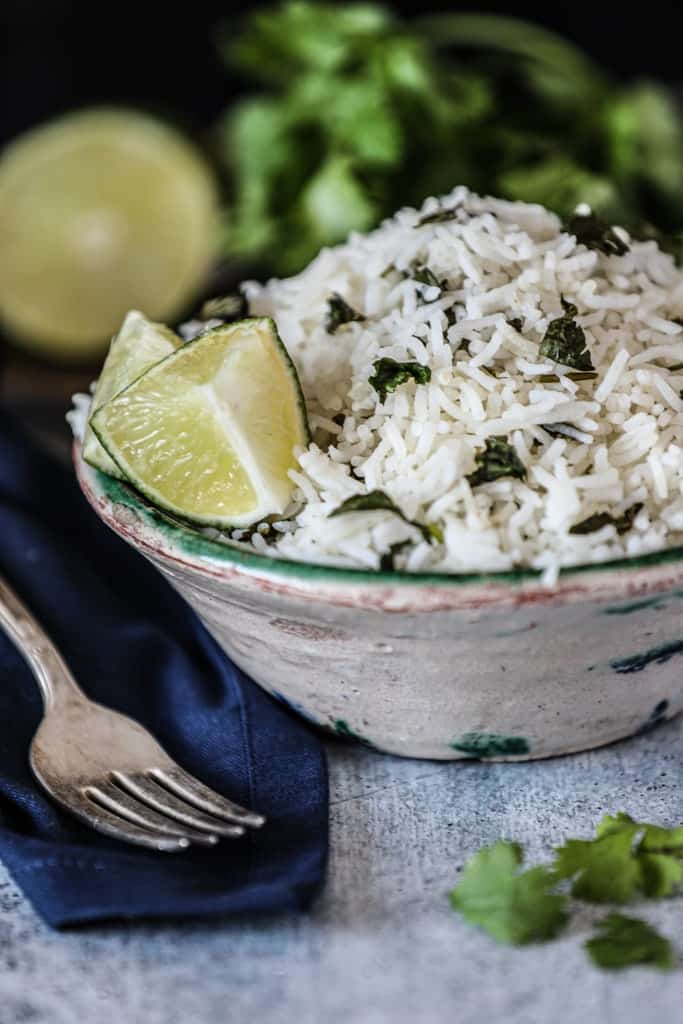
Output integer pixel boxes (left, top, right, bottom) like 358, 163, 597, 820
76, 450, 683, 761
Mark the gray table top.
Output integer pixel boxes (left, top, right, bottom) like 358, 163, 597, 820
1, 718, 682, 1024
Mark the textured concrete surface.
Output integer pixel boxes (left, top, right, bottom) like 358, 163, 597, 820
0, 719, 682, 1024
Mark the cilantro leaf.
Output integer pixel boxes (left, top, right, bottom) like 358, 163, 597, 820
569, 504, 643, 536
467, 437, 526, 487
598, 813, 683, 897
594, 811, 639, 838
326, 293, 365, 334
410, 264, 446, 294
425, 521, 444, 544
569, 513, 614, 536
555, 812, 683, 903
640, 822, 683, 855
541, 422, 585, 441
295, 156, 378, 272
450, 840, 569, 945
638, 854, 683, 899
497, 157, 618, 220
536, 371, 598, 383
328, 489, 439, 548
379, 539, 411, 572
585, 913, 674, 971
415, 206, 462, 226
219, 6, 683, 275
369, 357, 431, 402
539, 299, 594, 371
554, 830, 642, 903
567, 211, 629, 257
329, 491, 398, 517
614, 503, 644, 535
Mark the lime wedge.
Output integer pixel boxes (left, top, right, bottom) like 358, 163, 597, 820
0, 108, 217, 361
91, 318, 310, 527
83, 310, 182, 478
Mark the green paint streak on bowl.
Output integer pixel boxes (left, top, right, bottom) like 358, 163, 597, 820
450, 733, 530, 757
611, 639, 683, 674
94, 469, 683, 588
333, 719, 370, 745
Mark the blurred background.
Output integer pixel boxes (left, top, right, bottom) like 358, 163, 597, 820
1, 0, 682, 453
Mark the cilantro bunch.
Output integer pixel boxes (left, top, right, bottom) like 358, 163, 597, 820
450, 812, 683, 970
216, 4, 683, 275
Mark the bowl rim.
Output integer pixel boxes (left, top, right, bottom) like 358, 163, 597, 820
75, 443, 683, 593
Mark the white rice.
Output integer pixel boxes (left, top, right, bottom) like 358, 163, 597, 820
72, 186, 683, 579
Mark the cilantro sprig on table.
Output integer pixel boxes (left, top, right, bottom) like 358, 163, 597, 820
449, 812, 683, 970
585, 913, 674, 971
450, 841, 568, 945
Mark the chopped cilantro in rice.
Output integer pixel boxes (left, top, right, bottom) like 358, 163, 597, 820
72, 186, 683, 581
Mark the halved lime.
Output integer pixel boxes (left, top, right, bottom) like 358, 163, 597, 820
83, 310, 182, 478
91, 318, 310, 527
0, 108, 218, 361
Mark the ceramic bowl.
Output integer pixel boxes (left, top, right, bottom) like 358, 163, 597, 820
76, 446, 683, 761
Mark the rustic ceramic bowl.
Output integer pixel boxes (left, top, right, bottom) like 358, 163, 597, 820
76, 446, 683, 761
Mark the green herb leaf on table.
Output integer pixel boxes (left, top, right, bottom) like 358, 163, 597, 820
637, 820, 683, 855
539, 299, 594, 371
553, 812, 683, 903
569, 503, 643, 536
328, 490, 439, 547
369, 357, 431, 402
567, 211, 629, 257
449, 840, 569, 945
326, 293, 365, 334
554, 830, 643, 904
639, 853, 683, 900
467, 437, 526, 487
597, 812, 683, 898
585, 913, 674, 971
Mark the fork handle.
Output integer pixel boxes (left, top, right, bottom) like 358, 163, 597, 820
0, 574, 84, 711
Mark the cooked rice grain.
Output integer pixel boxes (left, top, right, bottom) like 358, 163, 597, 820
243, 188, 683, 576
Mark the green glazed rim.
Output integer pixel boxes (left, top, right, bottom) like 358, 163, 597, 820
89, 463, 683, 588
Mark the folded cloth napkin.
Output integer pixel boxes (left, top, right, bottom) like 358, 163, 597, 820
0, 411, 328, 927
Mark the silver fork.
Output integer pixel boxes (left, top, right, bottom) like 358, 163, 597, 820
0, 574, 265, 850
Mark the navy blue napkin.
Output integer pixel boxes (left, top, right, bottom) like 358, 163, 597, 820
0, 411, 328, 927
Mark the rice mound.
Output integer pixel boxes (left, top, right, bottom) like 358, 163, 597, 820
238, 187, 683, 581
71, 186, 683, 581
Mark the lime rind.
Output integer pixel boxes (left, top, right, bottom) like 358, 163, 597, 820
91, 317, 310, 528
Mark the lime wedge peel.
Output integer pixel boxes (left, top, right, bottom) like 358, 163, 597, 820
83, 310, 182, 478
91, 318, 310, 528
